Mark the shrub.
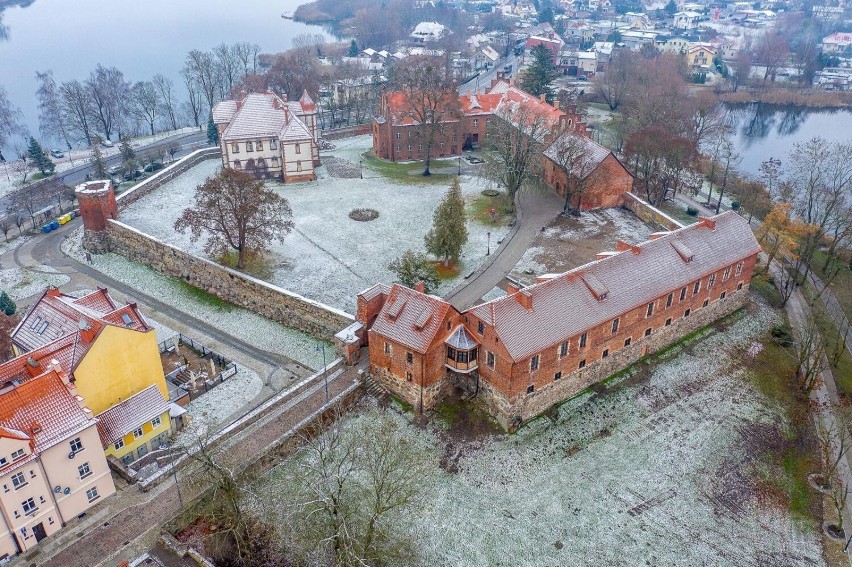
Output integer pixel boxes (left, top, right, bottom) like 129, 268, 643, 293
686, 206, 699, 217
349, 208, 379, 222
481, 189, 500, 197
731, 201, 741, 210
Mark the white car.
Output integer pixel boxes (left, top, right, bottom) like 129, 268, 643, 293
100, 139, 115, 148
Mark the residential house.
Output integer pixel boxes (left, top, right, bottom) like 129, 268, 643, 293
358, 212, 760, 430
657, 36, 690, 55
687, 43, 716, 69
821, 32, 852, 54
563, 21, 596, 45
473, 45, 501, 70
11, 288, 172, 464
0, 364, 115, 557
577, 51, 598, 75
410, 22, 448, 43
673, 11, 703, 29
212, 91, 319, 183
621, 30, 660, 50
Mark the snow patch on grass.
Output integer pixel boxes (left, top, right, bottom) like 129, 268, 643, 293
0, 266, 70, 300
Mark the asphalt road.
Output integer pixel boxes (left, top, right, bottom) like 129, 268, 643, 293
459, 53, 519, 95
1, 129, 210, 214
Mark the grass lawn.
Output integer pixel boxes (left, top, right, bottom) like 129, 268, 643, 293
466, 190, 513, 227
809, 248, 852, 323
362, 153, 461, 185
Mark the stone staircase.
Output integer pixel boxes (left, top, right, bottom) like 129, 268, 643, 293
363, 374, 390, 402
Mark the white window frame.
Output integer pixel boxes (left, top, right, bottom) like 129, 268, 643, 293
78, 462, 92, 479
86, 487, 99, 503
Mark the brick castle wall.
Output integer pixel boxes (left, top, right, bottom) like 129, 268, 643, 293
622, 192, 684, 231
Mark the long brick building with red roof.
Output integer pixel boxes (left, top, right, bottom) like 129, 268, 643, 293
357, 211, 761, 429
371, 79, 633, 211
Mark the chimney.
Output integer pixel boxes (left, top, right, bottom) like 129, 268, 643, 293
78, 319, 97, 344
615, 241, 641, 255
699, 216, 717, 230
515, 290, 533, 310
539, 93, 546, 102
414, 281, 426, 293
25, 357, 41, 378
505, 283, 520, 295
553, 99, 560, 110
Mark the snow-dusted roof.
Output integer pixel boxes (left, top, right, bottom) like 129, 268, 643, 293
543, 132, 613, 179
218, 92, 314, 143
95, 384, 168, 447
370, 284, 455, 354
445, 325, 479, 350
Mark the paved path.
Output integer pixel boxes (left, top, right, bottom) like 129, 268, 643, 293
445, 187, 562, 311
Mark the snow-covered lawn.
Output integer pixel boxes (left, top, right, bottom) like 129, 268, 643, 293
119, 135, 510, 312
254, 297, 824, 566
62, 228, 331, 370
174, 365, 264, 445
511, 207, 654, 285
0, 266, 70, 301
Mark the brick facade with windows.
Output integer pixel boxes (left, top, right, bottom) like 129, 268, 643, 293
357, 212, 760, 430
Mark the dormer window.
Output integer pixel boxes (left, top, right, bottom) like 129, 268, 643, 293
37, 321, 49, 335
121, 313, 133, 326
11, 449, 25, 461
29, 316, 42, 330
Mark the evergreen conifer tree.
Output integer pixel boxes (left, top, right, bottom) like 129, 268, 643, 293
27, 137, 54, 175
348, 39, 359, 57
0, 291, 16, 316
90, 144, 107, 179
424, 178, 468, 265
208, 115, 219, 145
520, 45, 558, 103
119, 138, 135, 162
388, 250, 440, 292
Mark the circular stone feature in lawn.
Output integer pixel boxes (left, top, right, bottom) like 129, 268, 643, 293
349, 208, 380, 222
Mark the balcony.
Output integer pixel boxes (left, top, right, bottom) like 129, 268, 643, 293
445, 325, 480, 374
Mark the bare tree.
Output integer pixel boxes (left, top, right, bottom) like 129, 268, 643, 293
754, 29, 789, 82
59, 80, 94, 145
85, 65, 130, 141
184, 50, 221, 111
791, 312, 828, 396
213, 43, 241, 98
546, 131, 600, 213
174, 168, 294, 270
0, 85, 25, 162
233, 42, 261, 77
594, 49, 632, 111
390, 56, 461, 176
35, 71, 73, 151
129, 81, 159, 136
13, 213, 25, 236
181, 71, 204, 128
152, 74, 180, 131
759, 157, 782, 200
11, 183, 51, 227
0, 217, 11, 241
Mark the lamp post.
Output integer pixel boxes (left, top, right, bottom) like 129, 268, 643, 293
315, 342, 329, 402
359, 159, 363, 179
487, 231, 491, 256
458, 156, 461, 176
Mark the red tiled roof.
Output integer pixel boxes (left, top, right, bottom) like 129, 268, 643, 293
459, 92, 504, 115
382, 91, 462, 126
494, 87, 565, 140
469, 211, 761, 361
0, 334, 94, 387
95, 385, 168, 447
543, 131, 617, 178
0, 369, 94, 454
12, 288, 149, 355
370, 284, 455, 354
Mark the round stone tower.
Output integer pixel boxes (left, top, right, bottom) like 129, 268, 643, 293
76, 180, 117, 254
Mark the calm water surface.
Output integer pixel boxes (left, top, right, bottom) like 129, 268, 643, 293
0, 0, 332, 139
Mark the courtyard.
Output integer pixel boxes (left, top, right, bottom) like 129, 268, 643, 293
118, 135, 509, 312
249, 294, 828, 566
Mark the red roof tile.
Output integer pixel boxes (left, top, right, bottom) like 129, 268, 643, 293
370, 284, 456, 354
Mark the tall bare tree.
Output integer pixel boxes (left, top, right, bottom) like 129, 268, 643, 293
594, 49, 632, 111
85, 65, 130, 141
213, 43, 240, 98
153, 74, 180, 130
129, 81, 159, 136
59, 80, 94, 145
35, 71, 73, 150
233, 42, 261, 77
181, 71, 204, 129
184, 50, 220, 111
546, 132, 600, 212
0, 85, 25, 162
390, 56, 461, 176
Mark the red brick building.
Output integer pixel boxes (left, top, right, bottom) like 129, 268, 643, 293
372, 82, 632, 211
357, 211, 761, 430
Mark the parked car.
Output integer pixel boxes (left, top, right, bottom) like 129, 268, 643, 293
107, 164, 123, 175
100, 139, 114, 148
50, 149, 64, 159
143, 162, 164, 173
123, 169, 143, 181
578, 75, 588, 81
466, 155, 484, 164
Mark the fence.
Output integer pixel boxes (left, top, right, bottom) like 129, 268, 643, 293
159, 333, 238, 402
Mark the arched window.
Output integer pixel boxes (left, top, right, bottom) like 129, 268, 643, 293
257, 158, 266, 169
233, 160, 242, 169
246, 159, 256, 170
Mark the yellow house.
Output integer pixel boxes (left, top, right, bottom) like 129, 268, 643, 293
687, 44, 716, 69
11, 288, 171, 464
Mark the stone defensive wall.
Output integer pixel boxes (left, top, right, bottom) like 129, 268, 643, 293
623, 191, 684, 231
106, 219, 353, 340
115, 147, 221, 209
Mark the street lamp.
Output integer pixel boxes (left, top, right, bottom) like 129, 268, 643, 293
458, 156, 461, 176
359, 159, 363, 179
315, 342, 329, 402
487, 231, 491, 256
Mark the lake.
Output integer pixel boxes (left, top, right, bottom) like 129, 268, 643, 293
725, 103, 852, 177
0, 0, 333, 146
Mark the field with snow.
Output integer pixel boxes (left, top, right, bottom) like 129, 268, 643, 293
119, 135, 509, 312
254, 297, 825, 566
62, 228, 330, 370
0, 266, 69, 301
511, 207, 654, 285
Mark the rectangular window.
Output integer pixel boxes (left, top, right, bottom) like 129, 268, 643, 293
693, 281, 701, 295
133, 428, 144, 439
246, 141, 253, 151
11, 449, 25, 461
114, 439, 124, 451
666, 293, 673, 308
407, 144, 412, 152
396, 144, 400, 152
86, 487, 99, 503
559, 341, 569, 357
0, 457, 7, 467
708, 274, 716, 290
270, 139, 277, 150
22, 497, 35, 514
644, 328, 652, 337
418, 143, 423, 151
737, 282, 743, 290
473, 119, 479, 128
384, 342, 391, 355
70, 438, 83, 452
579, 332, 587, 348
37, 321, 48, 335
395, 131, 401, 139
406, 352, 413, 364
702, 299, 709, 307
29, 470, 35, 478
602, 349, 609, 358
578, 359, 586, 369
646, 302, 654, 317
11, 472, 25, 489
530, 354, 540, 371
679, 287, 687, 301
256, 140, 263, 151
684, 308, 691, 317
232, 143, 239, 153
29, 316, 41, 330
526, 384, 535, 394
151, 416, 161, 428
624, 337, 631, 347
406, 372, 413, 381
78, 462, 91, 479
554, 371, 562, 380
735, 261, 743, 276
723, 266, 731, 281
486, 351, 495, 367
611, 318, 619, 334
665, 318, 672, 327
295, 143, 301, 154
721, 291, 727, 299
477, 321, 484, 335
